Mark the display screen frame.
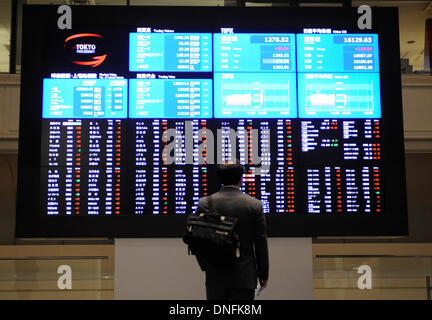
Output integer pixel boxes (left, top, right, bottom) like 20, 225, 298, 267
16, 5, 408, 238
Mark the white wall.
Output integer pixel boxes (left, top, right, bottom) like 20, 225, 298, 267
0, 1, 11, 73
114, 238, 314, 300
402, 76, 432, 152
0, 74, 19, 153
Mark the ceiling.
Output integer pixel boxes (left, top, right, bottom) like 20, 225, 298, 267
353, 1, 432, 72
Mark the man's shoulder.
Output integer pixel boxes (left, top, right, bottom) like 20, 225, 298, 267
198, 195, 211, 203
240, 192, 261, 206
214, 189, 262, 208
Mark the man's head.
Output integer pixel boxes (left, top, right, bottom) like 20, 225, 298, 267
216, 161, 244, 187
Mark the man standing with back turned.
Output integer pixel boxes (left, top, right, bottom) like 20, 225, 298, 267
196, 162, 269, 300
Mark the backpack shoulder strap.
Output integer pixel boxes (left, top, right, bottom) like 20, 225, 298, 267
204, 195, 220, 218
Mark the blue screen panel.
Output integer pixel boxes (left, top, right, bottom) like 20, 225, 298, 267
42, 79, 128, 118
129, 33, 212, 72
298, 73, 381, 118
297, 34, 379, 72
214, 73, 297, 118
214, 33, 296, 72
129, 79, 212, 118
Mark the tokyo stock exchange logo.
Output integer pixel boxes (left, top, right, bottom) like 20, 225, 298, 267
64, 33, 107, 67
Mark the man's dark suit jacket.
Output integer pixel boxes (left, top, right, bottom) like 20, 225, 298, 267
196, 185, 269, 289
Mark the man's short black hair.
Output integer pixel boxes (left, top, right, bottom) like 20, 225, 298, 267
216, 161, 244, 186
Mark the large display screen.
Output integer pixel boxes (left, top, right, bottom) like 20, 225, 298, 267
16, 5, 408, 237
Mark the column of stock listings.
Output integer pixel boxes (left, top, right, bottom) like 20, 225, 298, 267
41, 29, 383, 217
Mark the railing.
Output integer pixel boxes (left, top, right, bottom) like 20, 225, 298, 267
1, 245, 432, 299
0, 245, 114, 300
313, 255, 432, 300
0, 256, 113, 299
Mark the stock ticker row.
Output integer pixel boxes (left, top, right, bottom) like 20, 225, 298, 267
42, 31, 383, 216
43, 32, 381, 119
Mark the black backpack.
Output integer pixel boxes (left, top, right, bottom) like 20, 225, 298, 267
183, 195, 240, 269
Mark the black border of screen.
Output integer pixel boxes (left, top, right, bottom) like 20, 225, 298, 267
16, 5, 408, 238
